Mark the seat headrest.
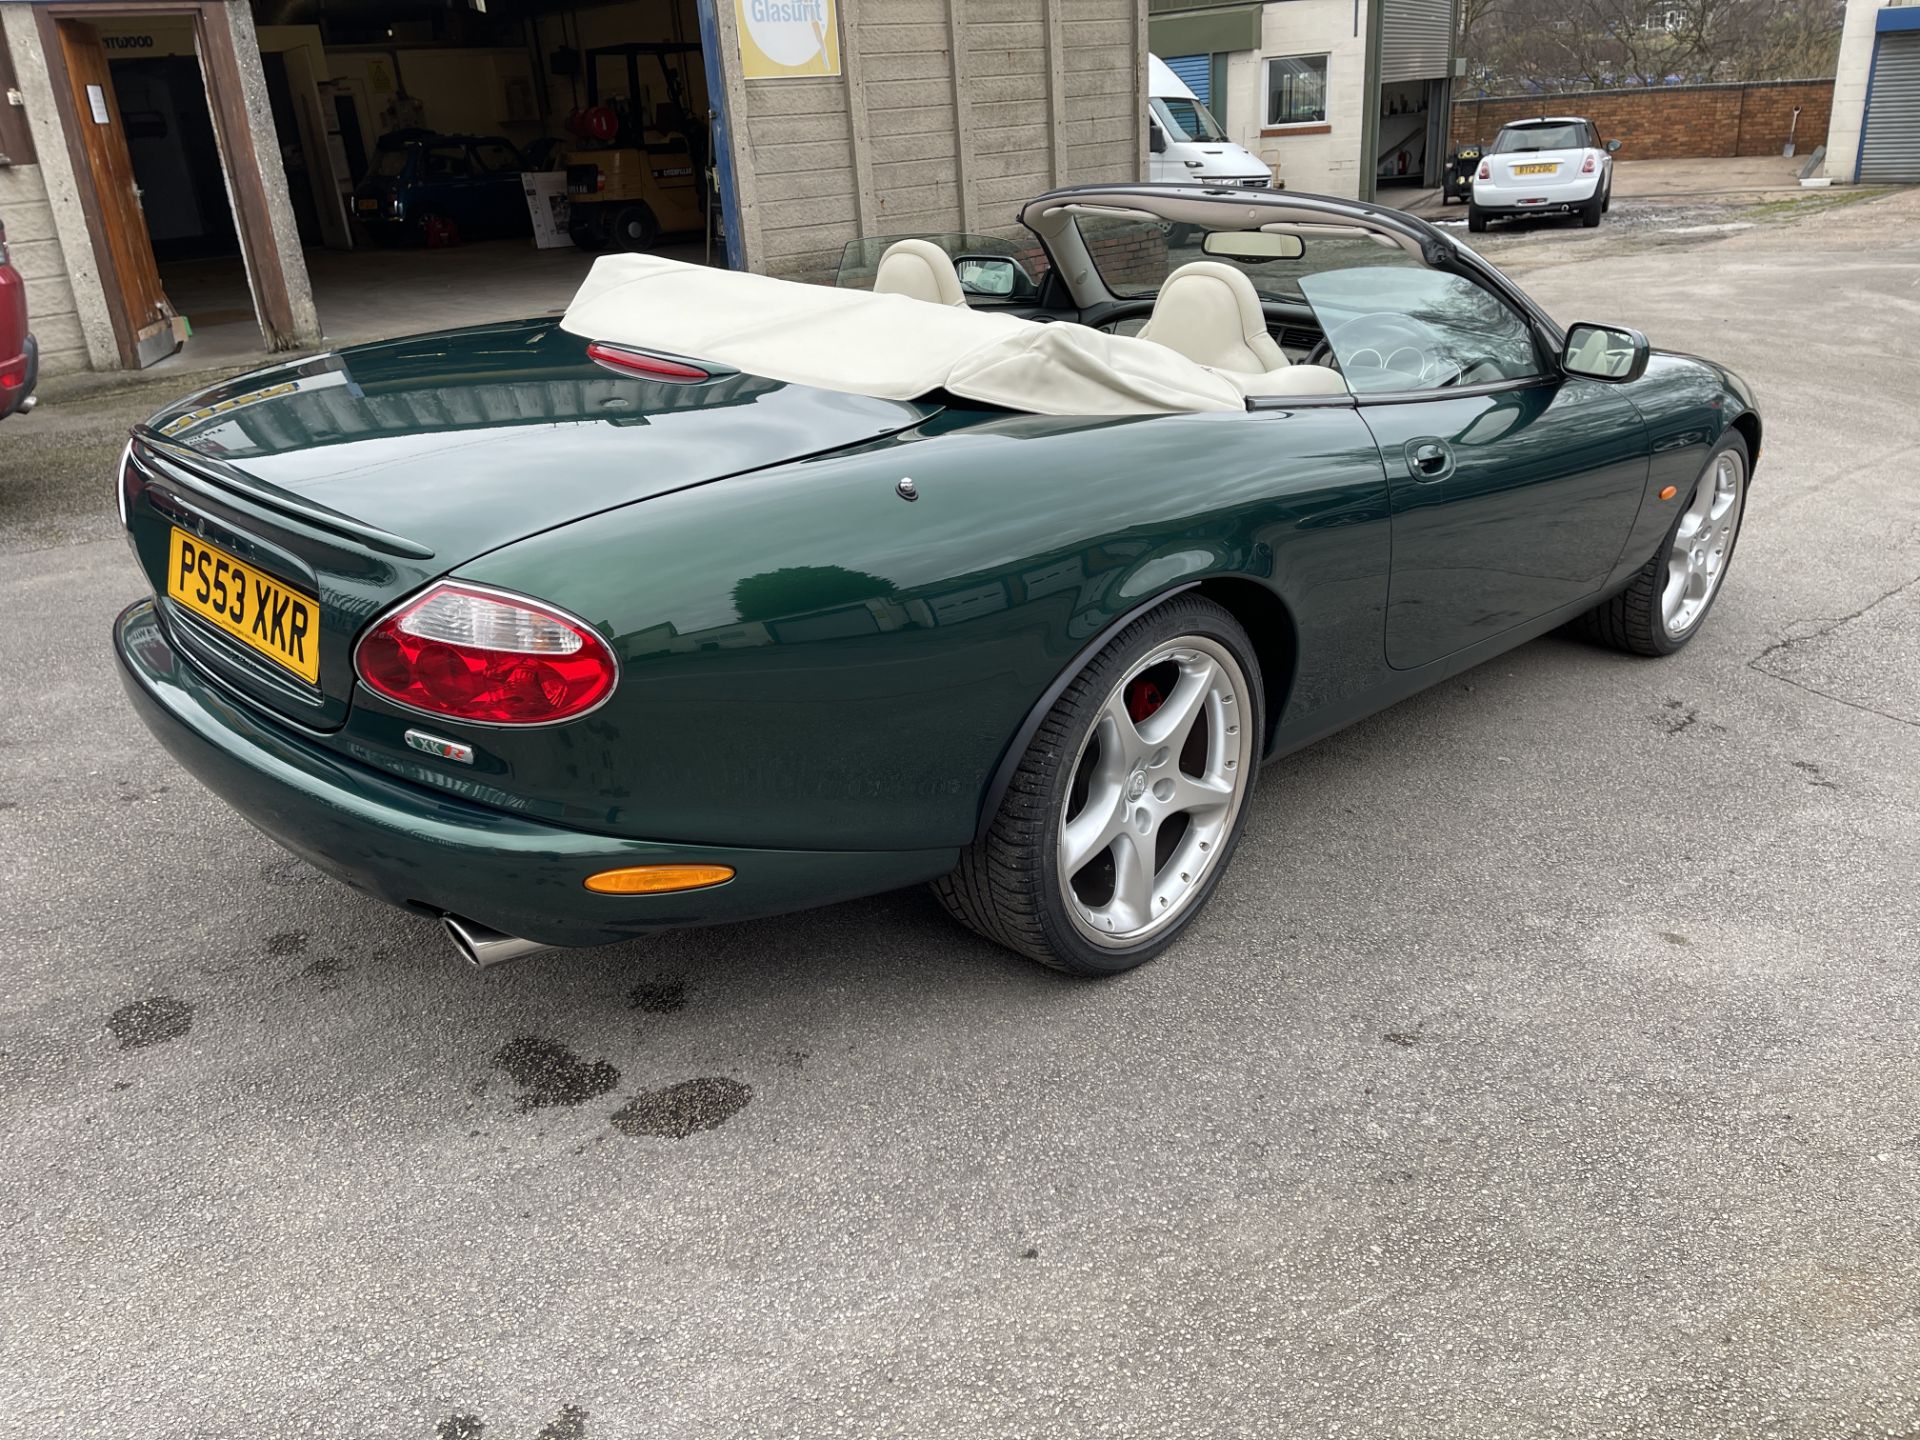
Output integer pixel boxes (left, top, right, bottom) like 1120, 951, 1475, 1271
873, 239, 970, 308
1138, 262, 1289, 375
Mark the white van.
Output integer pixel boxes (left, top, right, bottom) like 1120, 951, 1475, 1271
1147, 54, 1271, 188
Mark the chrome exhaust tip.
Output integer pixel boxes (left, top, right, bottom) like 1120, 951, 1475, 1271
443, 915, 553, 968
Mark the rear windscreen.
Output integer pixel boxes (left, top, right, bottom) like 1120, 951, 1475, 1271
1493, 123, 1587, 153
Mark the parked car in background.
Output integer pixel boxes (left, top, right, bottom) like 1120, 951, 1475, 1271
0, 214, 37, 420
353, 131, 532, 247
1469, 117, 1620, 232
1147, 54, 1270, 187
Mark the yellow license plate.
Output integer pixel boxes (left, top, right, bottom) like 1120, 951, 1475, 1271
1513, 162, 1558, 175
166, 527, 319, 683
356, 198, 378, 212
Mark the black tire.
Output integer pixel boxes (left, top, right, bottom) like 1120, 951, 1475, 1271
568, 218, 602, 251
611, 203, 660, 252
1573, 432, 1750, 657
1601, 178, 1612, 214
1467, 204, 1489, 234
1580, 190, 1603, 227
934, 596, 1264, 976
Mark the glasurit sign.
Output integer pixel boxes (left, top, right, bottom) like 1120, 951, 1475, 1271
733, 0, 839, 79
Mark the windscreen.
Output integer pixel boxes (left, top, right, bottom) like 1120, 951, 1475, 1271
1073, 214, 1419, 303
1151, 95, 1228, 143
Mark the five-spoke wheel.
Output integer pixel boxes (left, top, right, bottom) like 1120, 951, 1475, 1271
1058, 638, 1249, 948
1574, 430, 1751, 656
1663, 446, 1745, 638
936, 597, 1262, 975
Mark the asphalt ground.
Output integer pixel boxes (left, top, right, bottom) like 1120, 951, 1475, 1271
1, 188, 1916, 1438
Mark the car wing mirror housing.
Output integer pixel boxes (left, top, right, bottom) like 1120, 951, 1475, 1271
1606, 138, 1623, 153
1150, 124, 1167, 154
1562, 321, 1650, 383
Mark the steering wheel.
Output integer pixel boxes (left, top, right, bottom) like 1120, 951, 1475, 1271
1310, 313, 1462, 389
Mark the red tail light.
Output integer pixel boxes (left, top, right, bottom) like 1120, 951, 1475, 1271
1581, 153, 1596, 173
355, 583, 617, 725
586, 342, 710, 382
1477, 161, 1490, 180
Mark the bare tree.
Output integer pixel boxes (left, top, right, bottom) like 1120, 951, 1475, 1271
1461, 0, 1842, 93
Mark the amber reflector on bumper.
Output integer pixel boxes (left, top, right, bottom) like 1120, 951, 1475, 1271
584, 864, 735, 895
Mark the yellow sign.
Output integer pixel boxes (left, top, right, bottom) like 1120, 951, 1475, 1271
734, 0, 839, 79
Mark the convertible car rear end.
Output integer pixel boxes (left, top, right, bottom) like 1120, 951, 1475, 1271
115, 184, 1759, 976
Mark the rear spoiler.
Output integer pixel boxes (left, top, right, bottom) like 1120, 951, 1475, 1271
130, 427, 437, 560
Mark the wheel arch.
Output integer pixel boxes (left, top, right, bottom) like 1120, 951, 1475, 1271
969, 576, 1300, 844
1727, 409, 1762, 475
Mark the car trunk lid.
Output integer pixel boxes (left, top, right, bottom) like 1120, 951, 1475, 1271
125, 318, 935, 731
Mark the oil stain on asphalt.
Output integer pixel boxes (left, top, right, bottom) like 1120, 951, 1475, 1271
435, 1405, 587, 1439
611, 1077, 751, 1138
106, 996, 193, 1050
492, 1037, 620, 1111
627, 978, 687, 1013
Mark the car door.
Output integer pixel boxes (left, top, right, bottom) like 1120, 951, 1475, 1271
469, 140, 527, 235
421, 141, 478, 231
1302, 265, 1649, 670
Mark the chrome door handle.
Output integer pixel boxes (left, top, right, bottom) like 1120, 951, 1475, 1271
1406, 438, 1454, 481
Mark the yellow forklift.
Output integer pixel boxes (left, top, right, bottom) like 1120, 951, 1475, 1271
562, 42, 709, 251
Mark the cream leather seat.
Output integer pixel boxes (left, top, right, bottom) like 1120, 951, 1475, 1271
873, 239, 970, 308
1138, 262, 1289, 374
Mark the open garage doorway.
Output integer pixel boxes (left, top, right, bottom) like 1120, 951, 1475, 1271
234, 0, 724, 356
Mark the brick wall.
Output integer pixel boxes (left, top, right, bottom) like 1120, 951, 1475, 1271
1450, 80, 1834, 161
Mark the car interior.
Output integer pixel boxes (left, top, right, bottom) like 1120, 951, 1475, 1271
846, 189, 1559, 400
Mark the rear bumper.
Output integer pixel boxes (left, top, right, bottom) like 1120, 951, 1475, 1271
115, 599, 958, 947
1472, 175, 1601, 216
0, 333, 36, 420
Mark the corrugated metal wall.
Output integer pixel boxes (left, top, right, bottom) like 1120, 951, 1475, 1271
1860, 31, 1920, 183
726, 0, 1144, 283
1379, 0, 1452, 85
1163, 52, 1210, 106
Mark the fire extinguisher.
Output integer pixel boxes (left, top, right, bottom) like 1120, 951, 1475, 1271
1397, 150, 1409, 176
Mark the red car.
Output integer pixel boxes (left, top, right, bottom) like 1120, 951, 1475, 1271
0, 213, 37, 420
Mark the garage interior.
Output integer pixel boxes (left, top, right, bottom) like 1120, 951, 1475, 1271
82, 0, 722, 370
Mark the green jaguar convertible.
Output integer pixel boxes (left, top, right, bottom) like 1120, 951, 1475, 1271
114, 184, 1758, 976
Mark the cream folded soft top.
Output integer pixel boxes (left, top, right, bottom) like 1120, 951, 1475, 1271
559, 254, 1345, 417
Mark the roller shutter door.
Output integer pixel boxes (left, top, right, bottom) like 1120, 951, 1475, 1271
1164, 54, 1212, 108
1861, 31, 1920, 184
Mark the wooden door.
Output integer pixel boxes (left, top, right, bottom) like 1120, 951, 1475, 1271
57, 20, 179, 367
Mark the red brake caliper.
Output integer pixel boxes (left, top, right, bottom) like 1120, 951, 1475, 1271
1125, 677, 1165, 723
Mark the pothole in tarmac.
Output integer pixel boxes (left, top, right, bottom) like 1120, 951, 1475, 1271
610, 1077, 752, 1139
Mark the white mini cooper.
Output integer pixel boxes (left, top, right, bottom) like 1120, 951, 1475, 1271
1469, 117, 1620, 233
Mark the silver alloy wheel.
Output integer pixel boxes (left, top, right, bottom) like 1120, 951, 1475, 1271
1058, 636, 1252, 947
1662, 447, 1746, 637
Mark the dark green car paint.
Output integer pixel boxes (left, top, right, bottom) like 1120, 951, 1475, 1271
115, 288, 1758, 946
128, 323, 933, 732
114, 603, 958, 947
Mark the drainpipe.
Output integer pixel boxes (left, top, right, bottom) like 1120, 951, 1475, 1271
1359, 0, 1384, 203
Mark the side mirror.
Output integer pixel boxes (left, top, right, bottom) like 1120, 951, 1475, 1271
1562, 322, 1649, 383
1606, 138, 1622, 154
1149, 123, 1167, 155
954, 254, 1036, 300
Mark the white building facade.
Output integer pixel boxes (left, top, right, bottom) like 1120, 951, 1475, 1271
1826, 0, 1920, 183
1149, 0, 1458, 200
